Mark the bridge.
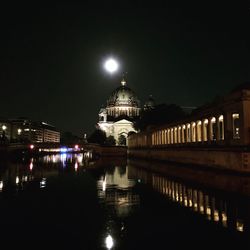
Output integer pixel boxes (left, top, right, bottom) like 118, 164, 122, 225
0, 142, 127, 158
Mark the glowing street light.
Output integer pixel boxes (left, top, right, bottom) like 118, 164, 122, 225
104, 58, 119, 74
2, 125, 7, 131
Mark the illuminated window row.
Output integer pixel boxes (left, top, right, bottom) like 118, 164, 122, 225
151, 113, 240, 146
128, 113, 240, 147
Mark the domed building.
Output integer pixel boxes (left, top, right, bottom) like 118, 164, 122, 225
97, 78, 140, 145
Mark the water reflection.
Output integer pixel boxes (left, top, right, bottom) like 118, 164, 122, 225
0, 152, 93, 195
128, 165, 250, 235
97, 165, 140, 249
105, 234, 114, 249
97, 166, 139, 218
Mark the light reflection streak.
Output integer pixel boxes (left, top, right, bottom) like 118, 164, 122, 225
40, 178, 46, 189
105, 234, 114, 249
129, 167, 246, 234
74, 162, 78, 171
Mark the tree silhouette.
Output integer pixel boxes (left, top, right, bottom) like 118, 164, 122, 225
118, 134, 126, 146
88, 129, 107, 145
134, 104, 186, 131
106, 135, 116, 146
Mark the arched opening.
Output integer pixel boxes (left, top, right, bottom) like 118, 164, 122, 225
210, 117, 216, 141
182, 125, 186, 143
171, 128, 174, 144
118, 134, 127, 146
186, 124, 191, 143
167, 129, 170, 144
203, 119, 208, 142
218, 115, 224, 140
162, 130, 165, 144
178, 126, 181, 143
174, 127, 178, 144
164, 130, 167, 144
197, 121, 202, 142
191, 122, 196, 142
232, 113, 240, 139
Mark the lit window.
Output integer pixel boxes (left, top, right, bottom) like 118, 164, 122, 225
232, 113, 240, 139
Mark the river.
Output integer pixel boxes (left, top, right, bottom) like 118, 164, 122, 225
0, 153, 249, 249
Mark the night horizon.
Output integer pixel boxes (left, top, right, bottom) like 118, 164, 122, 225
0, 2, 249, 135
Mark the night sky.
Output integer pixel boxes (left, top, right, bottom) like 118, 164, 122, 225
0, 2, 249, 136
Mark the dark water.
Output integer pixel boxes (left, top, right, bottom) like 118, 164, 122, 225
0, 153, 249, 249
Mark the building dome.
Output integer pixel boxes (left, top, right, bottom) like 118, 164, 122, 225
104, 79, 140, 119
107, 80, 140, 108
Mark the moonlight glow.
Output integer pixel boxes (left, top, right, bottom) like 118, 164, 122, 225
104, 58, 119, 73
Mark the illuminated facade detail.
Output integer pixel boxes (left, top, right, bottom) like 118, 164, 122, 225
97, 78, 140, 145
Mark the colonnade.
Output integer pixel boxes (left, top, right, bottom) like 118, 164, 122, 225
128, 112, 240, 147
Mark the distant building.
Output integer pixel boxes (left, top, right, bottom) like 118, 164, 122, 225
0, 118, 60, 143
97, 78, 140, 145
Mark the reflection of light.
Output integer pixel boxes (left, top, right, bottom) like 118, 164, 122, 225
105, 235, 114, 249
222, 212, 227, 227
74, 162, 78, 171
40, 178, 46, 188
214, 210, 219, 222
29, 162, 33, 171
200, 205, 204, 213
0, 181, 3, 191
30, 144, 34, 149
236, 220, 244, 232
102, 177, 106, 192
61, 153, 67, 167
60, 147, 68, 153
16, 176, 19, 184
52, 155, 56, 163
77, 154, 83, 163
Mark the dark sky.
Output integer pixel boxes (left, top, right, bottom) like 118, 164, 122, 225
0, 2, 249, 136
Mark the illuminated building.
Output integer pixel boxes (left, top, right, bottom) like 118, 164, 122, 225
128, 83, 250, 172
0, 118, 60, 143
97, 78, 140, 145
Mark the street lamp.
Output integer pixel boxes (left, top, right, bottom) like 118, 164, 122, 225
2, 125, 7, 131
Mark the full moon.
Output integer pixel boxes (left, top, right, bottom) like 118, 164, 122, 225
104, 58, 119, 73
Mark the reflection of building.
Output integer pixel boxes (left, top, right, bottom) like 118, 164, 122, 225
97, 166, 139, 217
128, 165, 247, 233
97, 78, 140, 145
0, 118, 60, 143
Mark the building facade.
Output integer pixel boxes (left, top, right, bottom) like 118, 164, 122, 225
128, 83, 250, 172
97, 79, 140, 145
0, 118, 60, 143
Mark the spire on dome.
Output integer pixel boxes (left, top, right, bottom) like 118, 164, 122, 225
121, 72, 128, 86
121, 78, 126, 86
